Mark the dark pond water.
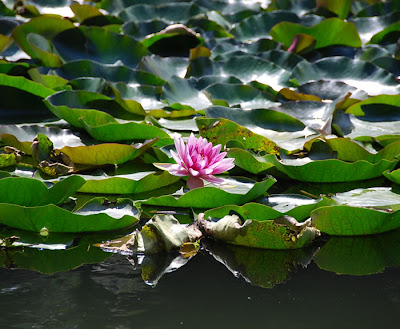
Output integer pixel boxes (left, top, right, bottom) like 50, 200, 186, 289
0, 236, 399, 329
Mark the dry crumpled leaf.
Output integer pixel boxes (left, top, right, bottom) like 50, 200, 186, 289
99, 214, 202, 254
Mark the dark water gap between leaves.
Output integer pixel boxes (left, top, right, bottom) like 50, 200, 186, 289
0, 249, 399, 329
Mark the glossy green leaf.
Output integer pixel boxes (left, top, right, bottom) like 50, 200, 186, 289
316, 0, 352, 19
351, 11, 400, 44
77, 166, 180, 194
369, 20, 400, 45
44, 90, 144, 128
333, 110, 400, 141
204, 196, 333, 222
312, 187, 400, 235
161, 75, 212, 111
204, 106, 316, 151
52, 26, 149, 67
81, 118, 170, 142
345, 94, 400, 116
312, 205, 400, 235
142, 177, 276, 208
291, 57, 400, 96
57, 59, 165, 86
264, 154, 398, 182
204, 83, 277, 109
12, 15, 75, 60
118, 3, 206, 23
0, 73, 54, 98
0, 197, 139, 232
227, 148, 274, 174
270, 18, 361, 49
70, 3, 103, 22
0, 176, 85, 206
231, 11, 299, 42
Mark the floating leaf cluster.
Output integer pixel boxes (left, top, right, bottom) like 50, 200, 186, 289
2, 0, 400, 285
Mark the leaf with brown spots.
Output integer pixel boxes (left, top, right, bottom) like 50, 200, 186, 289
196, 117, 280, 154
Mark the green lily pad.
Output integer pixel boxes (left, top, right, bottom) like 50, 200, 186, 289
297, 80, 369, 101
351, 11, 400, 44
333, 110, 400, 141
0, 176, 85, 206
12, 15, 74, 61
369, 20, 400, 45
0, 197, 140, 232
187, 55, 292, 91
77, 109, 171, 142
77, 166, 180, 194
44, 90, 145, 128
118, 3, 206, 23
316, 0, 352, 19
57, 59, 165, 86
231, 11, 299, 42
52, 26, 149, 67
203, 83, 277, 109
161, 75, 212, 111
204, 106, 317, 151
204, 196, 333, 222
291, 57, 400, 96
0, 125, 84, 153
227, 148, 275, 174
311, 187, 400, 235
59, 140, 155, 166
264, 154, 398, 182
345, 94, 400, 116
270, 18, 361, 49
142, 177, 276, 208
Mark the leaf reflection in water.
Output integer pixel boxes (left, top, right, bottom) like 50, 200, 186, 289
202, 238, 319, 288
314, 228, 400, 275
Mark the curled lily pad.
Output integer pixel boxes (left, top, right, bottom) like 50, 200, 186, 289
198, 213, 320, 249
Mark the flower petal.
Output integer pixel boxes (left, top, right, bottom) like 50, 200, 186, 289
202, 174, 224, 185
187, 176, 204, 189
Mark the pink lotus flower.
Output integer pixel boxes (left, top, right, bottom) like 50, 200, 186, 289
154, 133, 235, 190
